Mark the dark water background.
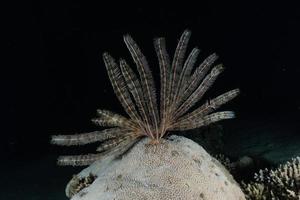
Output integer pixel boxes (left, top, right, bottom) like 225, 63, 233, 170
3, 1, 300, 199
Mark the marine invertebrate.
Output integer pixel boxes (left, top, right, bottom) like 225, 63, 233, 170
51, 30, 239, 166
242, 156, 300, 199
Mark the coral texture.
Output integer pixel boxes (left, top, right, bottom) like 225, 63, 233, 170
242, 156, 300, 199
68, 135, 246, 200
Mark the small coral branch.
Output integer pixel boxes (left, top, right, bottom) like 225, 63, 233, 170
242, 156, 300, 199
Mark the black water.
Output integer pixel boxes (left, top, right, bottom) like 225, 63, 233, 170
3, 1, 300, 199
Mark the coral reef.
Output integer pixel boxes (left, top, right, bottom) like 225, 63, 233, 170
242, 156, 300, 199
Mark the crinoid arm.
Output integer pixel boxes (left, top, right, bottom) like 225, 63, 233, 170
91, 109, 136, 128
119, 58, 152, 131
51, 29, 239, 167
174, 47, 200, 103
102, 53, 144, 130
57, 154, 104, 166
57, 136, 140, 166
123, 35, 160, 138
169, 30, 191, 108
174, 52, 219, 110
176, 89, 240, 122
173, 64, 225, 119
52, 126, 142, 166
96, 132, 138, 152
51, 128, 126, 146
153, 30, 239, 138
170, 111, 236, 131
153, 37, 171, 134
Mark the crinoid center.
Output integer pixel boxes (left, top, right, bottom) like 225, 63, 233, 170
147, 138, 163, 145
69, 135, 245, 200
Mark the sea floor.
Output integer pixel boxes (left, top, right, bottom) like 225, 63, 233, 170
224, 113, 300, 165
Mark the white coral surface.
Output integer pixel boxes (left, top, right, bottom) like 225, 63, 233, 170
70, 135, 245, 200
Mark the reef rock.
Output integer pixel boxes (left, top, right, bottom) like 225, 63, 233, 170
68, 135, 245, 200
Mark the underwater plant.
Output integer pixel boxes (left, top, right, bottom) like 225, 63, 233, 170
51, 30, 239, 166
